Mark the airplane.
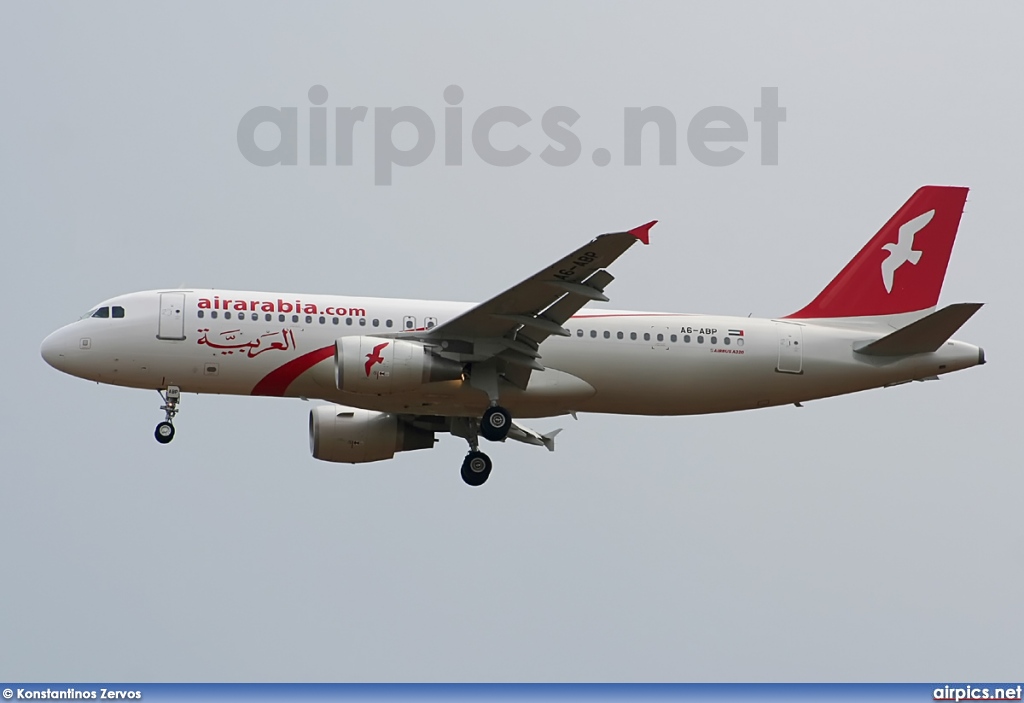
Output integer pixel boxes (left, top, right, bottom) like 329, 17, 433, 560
40, 185, 985, 486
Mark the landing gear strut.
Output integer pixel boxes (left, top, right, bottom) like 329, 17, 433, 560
452, 417, 494, 486
155, 386, 180, 444
468, 362, 512, 443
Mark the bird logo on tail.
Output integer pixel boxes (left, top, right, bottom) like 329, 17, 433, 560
880, 209, 933, 293
364, 342, 389, 377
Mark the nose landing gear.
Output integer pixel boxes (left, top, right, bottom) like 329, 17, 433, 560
155, 421, 175, 443
154, 386, 180, 444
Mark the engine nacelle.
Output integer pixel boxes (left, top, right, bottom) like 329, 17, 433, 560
309, 404, 435, 463
336, 336, 463, 395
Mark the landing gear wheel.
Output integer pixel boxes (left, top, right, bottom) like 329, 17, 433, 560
480, 406, 512, 442
460, 451, 493, 486
155, 421, 175, 444
155, 386, 181, 445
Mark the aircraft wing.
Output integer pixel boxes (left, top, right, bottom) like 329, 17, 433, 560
412, 221, 655, 388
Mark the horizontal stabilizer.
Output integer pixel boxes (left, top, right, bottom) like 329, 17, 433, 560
854, 303, 983, 356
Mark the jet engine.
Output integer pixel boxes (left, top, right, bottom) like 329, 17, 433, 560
309, 404, 435, 463
335, 336, 463, 395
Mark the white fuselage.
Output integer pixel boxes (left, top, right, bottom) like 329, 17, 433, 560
40, 289, 984, 419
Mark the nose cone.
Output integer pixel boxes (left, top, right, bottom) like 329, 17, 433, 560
40, 328, 72, 372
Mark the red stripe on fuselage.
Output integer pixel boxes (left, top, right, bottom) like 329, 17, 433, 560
251, 314, 686, 395
251, 345, 334, 396
570, 312, 692, 319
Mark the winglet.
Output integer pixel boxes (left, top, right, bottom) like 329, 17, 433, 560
629, 220, 657, 245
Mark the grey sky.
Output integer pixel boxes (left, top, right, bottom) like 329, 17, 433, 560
1, 0, 1021, 682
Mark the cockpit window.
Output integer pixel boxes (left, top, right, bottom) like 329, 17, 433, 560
81, 305, 124, 320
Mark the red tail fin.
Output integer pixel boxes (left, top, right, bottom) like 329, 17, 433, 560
787, 185, 969, 319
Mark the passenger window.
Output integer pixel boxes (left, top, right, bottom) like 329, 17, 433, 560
630, 332, 637, 340
332, 317, 339, 325
112, 306, 125, 318
292, 314, 299, 323
404, 316, 415, 330
711, 336, 717, 345
603, 331, 610, 339
643, 333, 650, 341
697, 335, 704, 344
425, 316, 437, 329
684, 334, 691, 343
589, 330, 596, 338
346, 317, 353, 326
265, 314, 272, 322
92, 307, 109, 318
656, 333, 664, 342
576, 329, 583, 337
211, 311, 218, 319
670, 334, 677, 342
724, 337, 731, 345
305, 315, 313, 323
278, 314, 285, 323
197, 310, 205, 319
372, 318, 379, 327
319, 316, 326, 324
359, 318, 366, 326
616, 331, 623, 340
251, 313, 258, 321
386, 319, 393, 328
737, 338, 745, 347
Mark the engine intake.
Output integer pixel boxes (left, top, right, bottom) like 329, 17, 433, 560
309, 404, 434, 463
336, 336, 463, 395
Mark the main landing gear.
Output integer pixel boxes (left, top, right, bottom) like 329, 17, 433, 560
154, 386, 180, 444
468, 363, 512, 443
453, 404, 513, 486
480, 405, 512, 441
461, 450, 493, 487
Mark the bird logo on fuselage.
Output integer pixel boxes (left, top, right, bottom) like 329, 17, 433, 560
364, 342, 389, 377
881, 209, 934, 293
